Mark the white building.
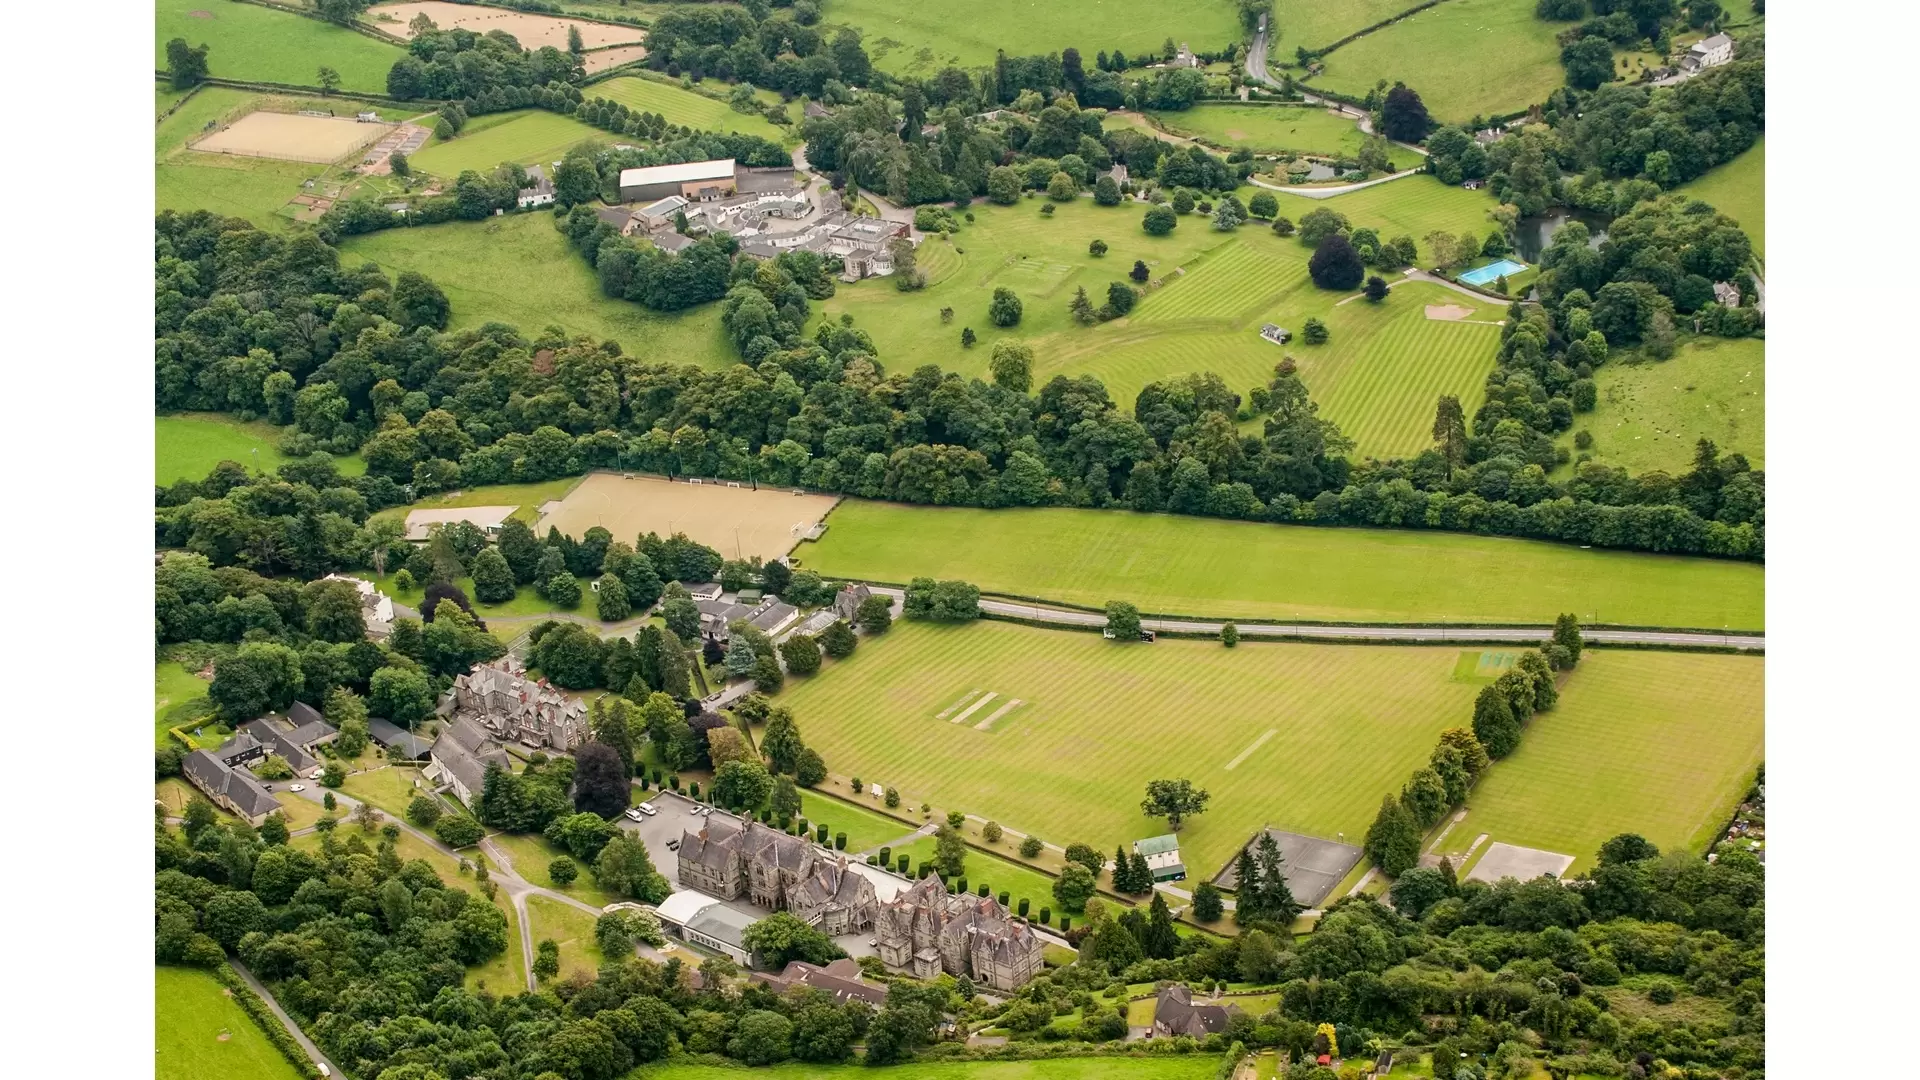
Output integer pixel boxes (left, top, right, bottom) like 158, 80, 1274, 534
321, 574, 395, 637
516, 164, 555, 209
1679, 33, 1734, 73
653, 890, 759, 965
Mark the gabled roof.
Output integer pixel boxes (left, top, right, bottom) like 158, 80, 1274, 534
619, 159, 737, 188
431, 718, 511, 794
1134, 834, 1181, 857
368, 717, 431, 759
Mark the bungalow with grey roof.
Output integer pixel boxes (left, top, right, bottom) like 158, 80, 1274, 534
240, 707, 339, 779
425, 717, 512, 807
1151, 984, 1240, 1038
750, 958, 887, 1007
182, 748, 282, 825
368, 717, 432, 760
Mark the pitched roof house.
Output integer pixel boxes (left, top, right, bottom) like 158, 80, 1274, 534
425, 717, 512, 807
517, 164, 555, 208
368, 717, 432, 760
832, 583, 872, 620
321, 574, 395, 637
874, 875, 1044, 993
1151, 984, 1240, 1038
448, 657, 587, 751
239, 706, 339, 778
750, 958, 887, 1006
181, 748, 281, 825
676, 816, 880, 935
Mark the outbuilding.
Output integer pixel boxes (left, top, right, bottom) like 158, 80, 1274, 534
618, 159, 738, 203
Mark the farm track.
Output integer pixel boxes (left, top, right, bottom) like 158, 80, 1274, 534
861, 587, 1764, 651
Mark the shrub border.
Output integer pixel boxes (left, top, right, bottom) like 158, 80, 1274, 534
204, 962, 322, 1079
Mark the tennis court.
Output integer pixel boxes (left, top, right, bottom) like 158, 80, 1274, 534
1458, 259, 1527, 287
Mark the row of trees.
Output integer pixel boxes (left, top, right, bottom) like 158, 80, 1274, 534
1366, 626, 1581, 876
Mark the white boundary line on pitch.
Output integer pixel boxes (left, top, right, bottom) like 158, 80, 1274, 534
1223, 729, 1277, 771
950, 691, 999, 725
973, 699, 1025, 731
935, 689, 981, 720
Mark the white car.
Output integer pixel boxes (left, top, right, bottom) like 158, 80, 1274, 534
289, 784, 306, 792
625, 808, 645, 822
635, 802, 658, 817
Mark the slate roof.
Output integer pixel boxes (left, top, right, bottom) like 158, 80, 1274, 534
431, 717, 512, 796
679, 816, 749, 871
182, 748, 281, 821
368, 717, 431, 759
1154, 984, 1236, 1037
652, 231, 696, 253
215, 730, 263, 763
751, 958, 887, 1006
748, 602, 798, 633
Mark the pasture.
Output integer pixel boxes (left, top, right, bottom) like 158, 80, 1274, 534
192, 111, 388, 163
800, 501, 1768, 629
1308, 0, 1565, 123
1443, 650, 1764, 874
1676, 138, 1765, 258
337, 212, 734, 361
155, 966, 305, 1080
828, 0, 1245, 75
533, 473, 841, 562
157, 154, 326, 227
1147, 104, 1423, 169
776, 620, 1483, 889
814, 189, 1505, 454
367, 1, 647, 51
635, 1059, 1216, 1080
591, 76, 791, 140
157, 413, 367, 484
1560, 337, 1765, 475
156, 0, 402, 93
1278, 0, 1428, 51
406, 109, 609, 177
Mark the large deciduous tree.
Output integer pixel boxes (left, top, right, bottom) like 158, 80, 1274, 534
1141, 778, 1211, 831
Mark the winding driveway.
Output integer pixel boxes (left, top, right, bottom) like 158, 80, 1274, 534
861, 586, 1763, 651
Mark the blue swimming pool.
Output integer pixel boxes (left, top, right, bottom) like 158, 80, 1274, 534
1458, 259, 1528, 287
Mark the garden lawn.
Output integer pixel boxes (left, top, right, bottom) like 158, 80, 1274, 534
812, 192, 1501, 453
339, 213, 734, 363
407, 109, 609, 176
1558, 336, 1764, 476
1675, 138, 1764, 259
157, 0, 403, 92
489, 832, 620, 906
802, 501, 1767, 628
1278, 0, 1430, 51
591, 76, 790, 140
528, 895, 608, 982
1308, 0, 1565, 124
155, 966, 305, 1080
798, 791, 927, 853
1148, 104, 1423, 169
1447, 651, 1764, 874
829, 0, 1244, 75
774, 619, 1486, 879
634, 1057, 1217, 1080
465, 891, 528, 992
342, 765, 433, 820
156, 660, 213, 747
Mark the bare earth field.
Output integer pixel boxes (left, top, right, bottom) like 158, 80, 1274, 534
193, 111, 390, 163
584, 44, 651, 72
533, 473, 840, 561
368, 1, 645, 50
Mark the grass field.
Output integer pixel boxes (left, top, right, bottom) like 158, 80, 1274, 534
157, 87, 348, 228
465, 890, 528, 992
801, 501, 1766, 628
1308, 0, 1565, 123
1445, 651, 1763, 874
157, 0, 403, 92
155, 660, 212, 747
1675, 138, 1764, 259
1278, 0, 1430, 51
828, 0, 1244, 75
341, 765, 432, 820
338, 212, 734, 362
814, 189, 1503, 453
527, 895, 608, 981
490, 832, 620, 906
797, 791, 925, 853
776, 619, 1485, 878
155, 966, 305, 1080
1560, 336, 1765, 475
591, 76, 791, 140
637, 1047, 1221, 1080
407, 109, 609, 177
1147, 104, 1423, 169
157, 413, 367, 485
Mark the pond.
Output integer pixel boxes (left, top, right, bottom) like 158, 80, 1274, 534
1513, 209, 1610, 262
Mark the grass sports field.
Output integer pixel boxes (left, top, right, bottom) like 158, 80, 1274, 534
157, 0, 402, 93
1676, 138, 1765, 258
590, 76, 791, 140
814, 187, 1503, 455
1308, 0, 1565, 124
407, 109, 609, 177
636, 1060, 1216, 1080
1148, 104, 1423, 170
776, 620, 1483, 878
1560, 336, 1765, 475
155, 966, 305, 1080
830, 0, 1243, 75
534, 473, 841, 563
800, 501, 1767, 629
1445, 651, 1764, 874
338, 213, 734, 361
157, 413, 367, 484
1278, 0, 1429, 51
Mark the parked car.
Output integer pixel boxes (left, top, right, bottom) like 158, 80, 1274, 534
289, 784, 306, 792
625, 808, 645, 822
635, 802, 657, 816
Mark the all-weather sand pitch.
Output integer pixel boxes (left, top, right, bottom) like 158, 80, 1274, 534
192, 112, 389, 163
1465, 841, 1575, 884
1212, 829, 1363, 908
532, 473, 840, 563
